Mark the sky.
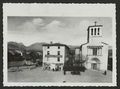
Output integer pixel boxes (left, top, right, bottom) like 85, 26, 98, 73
7, 17, 112, 46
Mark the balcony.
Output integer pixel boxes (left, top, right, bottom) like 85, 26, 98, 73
45, 55, 62, 58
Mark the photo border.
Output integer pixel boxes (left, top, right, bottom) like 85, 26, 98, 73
3, 2, 116, 87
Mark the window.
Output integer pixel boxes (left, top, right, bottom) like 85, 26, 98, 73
47, 51, 50, 55
58, 46, 60, 49
93, 48, 97, 55
91, 28, 93, 35
94, 28, 96, 35
98, 48, 102, 55
88, 46, 102, 56
47, 46, 49, 49
87, 48, 92, 55
98, 28, 100, 35
58, 58, 60, 62
58, 51, 60, 55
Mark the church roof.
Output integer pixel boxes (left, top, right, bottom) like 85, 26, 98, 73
87, 25, 103, 31
80, 42, 109, 49
88, 25, 103, 28
101, 42, 109, 45
80, 42, 88, 50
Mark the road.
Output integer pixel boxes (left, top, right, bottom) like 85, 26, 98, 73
8, 67, 112, 83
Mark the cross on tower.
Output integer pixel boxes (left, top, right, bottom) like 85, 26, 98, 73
94, 21, 97, 26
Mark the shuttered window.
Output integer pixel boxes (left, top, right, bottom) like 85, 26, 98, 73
93, 48, 97, 55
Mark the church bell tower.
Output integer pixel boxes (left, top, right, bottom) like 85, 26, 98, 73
87, 21, 103, 43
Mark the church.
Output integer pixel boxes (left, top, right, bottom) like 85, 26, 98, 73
81, 22, 109, 71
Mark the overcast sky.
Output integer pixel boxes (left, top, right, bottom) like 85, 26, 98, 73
7, 17, 112, 46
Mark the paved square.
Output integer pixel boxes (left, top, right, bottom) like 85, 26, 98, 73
8, 67, 112, 83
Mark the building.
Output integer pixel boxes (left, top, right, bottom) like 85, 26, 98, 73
42, 42, 69, 71
81, 22, 109, 71
75, 47, 81, 61
108, 46, 113, 71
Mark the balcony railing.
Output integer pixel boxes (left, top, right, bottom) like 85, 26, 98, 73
45, 55, 62, 58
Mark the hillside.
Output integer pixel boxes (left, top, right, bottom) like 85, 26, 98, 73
8, 41, 26, 51
8, 41, 81, 52
8, 41, 47, 52
68, 45, 80, 50
8, 41, 112, 52
26, 42, 47, 51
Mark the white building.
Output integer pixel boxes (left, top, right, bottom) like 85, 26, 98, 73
42, 43, 69, 71
81, 22, 109, 71
75, 47, 81, 61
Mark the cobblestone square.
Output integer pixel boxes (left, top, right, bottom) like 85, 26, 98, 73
8, 67, 112, 83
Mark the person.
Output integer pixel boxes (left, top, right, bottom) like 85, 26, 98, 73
64, 70, 66, 75
103, 70, 107, 75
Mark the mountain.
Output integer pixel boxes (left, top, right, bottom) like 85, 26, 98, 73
27, 42, 79, 51
26, 42, 47, 51
68, 45, 80, 50
8, 41, 47, 52
8, 41, 80, 52
8, 41, 26, 51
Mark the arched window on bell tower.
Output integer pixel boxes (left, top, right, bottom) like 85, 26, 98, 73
98, 28, 100, 35
94, 28, 96, 35
91, 28, 93, 35
87, 21, 103, 43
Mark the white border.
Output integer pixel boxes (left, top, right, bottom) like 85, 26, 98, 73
3, 3, 116, 86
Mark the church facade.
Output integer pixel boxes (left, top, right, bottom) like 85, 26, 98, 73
81, 22, 109, 71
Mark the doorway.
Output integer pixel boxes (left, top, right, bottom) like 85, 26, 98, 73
91, 63, 97, 70
91, 58, 100, 70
